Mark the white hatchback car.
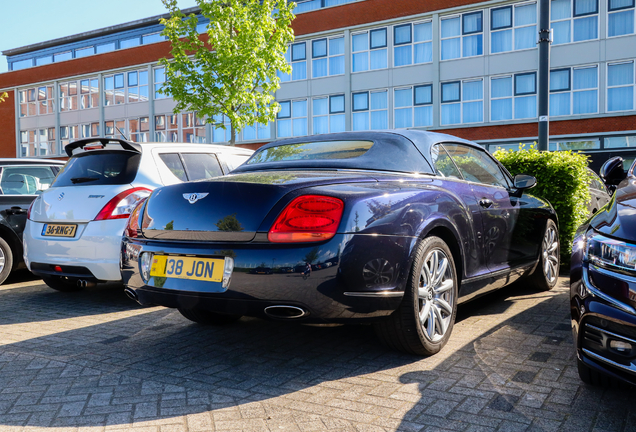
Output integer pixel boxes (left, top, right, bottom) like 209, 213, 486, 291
23, 138, 253, 291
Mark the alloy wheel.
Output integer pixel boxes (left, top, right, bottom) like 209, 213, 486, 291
542, 225, 559, 284
418, 248, 454, 343
0, 246, 6, 274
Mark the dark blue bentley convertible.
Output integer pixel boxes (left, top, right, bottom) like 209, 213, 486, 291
121, 130, 559, 355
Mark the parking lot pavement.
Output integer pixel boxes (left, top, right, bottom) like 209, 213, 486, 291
0, 271, 634, 432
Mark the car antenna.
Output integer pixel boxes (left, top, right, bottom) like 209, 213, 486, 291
115, 126, 130, 141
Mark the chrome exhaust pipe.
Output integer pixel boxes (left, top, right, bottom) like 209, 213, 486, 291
124, 287, 140, 303
77, 279, 87, 288
264, 305, 308, 319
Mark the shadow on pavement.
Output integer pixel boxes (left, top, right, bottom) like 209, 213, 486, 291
0, 275, 633, 429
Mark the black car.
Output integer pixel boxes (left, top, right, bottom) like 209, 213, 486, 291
0, 158, 65, 284
571, 156, 636, 386
121, 130, 559, 355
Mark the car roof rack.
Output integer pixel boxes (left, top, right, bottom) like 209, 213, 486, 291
64, 138, 142, 157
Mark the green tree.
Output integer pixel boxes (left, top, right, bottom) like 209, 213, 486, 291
304, 247, 320, 265
216, 214, 244, 231
0, 92, 7, 103
160, 0, 296, 144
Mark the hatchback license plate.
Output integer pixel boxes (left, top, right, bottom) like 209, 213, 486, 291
42, 224, 77, 237
150, 255, 224, 282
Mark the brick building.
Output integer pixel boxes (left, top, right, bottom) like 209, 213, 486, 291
2, 0, 636, 170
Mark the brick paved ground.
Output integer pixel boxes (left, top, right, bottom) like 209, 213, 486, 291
0, 271, 633, 432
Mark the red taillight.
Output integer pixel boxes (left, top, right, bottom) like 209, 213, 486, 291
124, 198, 147, 238
94, 187, 151, 221
27, 199, 36, 220
268, 195, 344, 243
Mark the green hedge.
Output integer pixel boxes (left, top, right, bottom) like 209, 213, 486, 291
493, 145, 590, 265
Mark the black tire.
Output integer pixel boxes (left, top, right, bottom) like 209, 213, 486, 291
42, 276, 84, 292
373, 236, 458, 356
0, 237, 13, 286
530, 219, 560, 291
178, 307, 242, 325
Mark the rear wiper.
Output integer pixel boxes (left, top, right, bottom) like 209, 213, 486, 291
70, 177, 99, 184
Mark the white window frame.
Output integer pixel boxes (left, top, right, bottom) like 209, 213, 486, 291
549, 64, 599, 116
393, 85, 433, 128
103, 68, 148, 106
607, 60, 636, 113
277, 99, 308, 138
351, 89, 389, 131
607, 0, 636, 38
79, 77, 99, 110
279, 42, 308, 82
550, 0, 600, 45
312, 94, 346, 134
440, 79, 484, 125
351, 28, 388, 73
392, 20, 433, 67
490, 2, 538, 54
490, 72, 538, 121
440, 11, 484, 61
311, 35, 345, 78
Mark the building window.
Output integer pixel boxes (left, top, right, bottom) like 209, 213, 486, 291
104, 69, 148, 105
105, 120, 127, 140
154, 67, 168, 99
394, 85, 433, 128
549, 138, 601, 150
605, 135, 636, 148
155, 114, 179, 142
80, 78, 99, 109
607, 61, 635, 111
212, 115, 231, 143
36, 56, 53, 66
120, 37, 140, 49
182, 113, 206, 143
278, 42, 307, 82
441, 79, 483, 125
393, 21, 433, 67
550, 65, 598, 115
127, 70, 149, 103
491, 72, 537, 121
142, 33, 165, 44
19, 128, 57, 157
243, 121, 271, 141
277, 100, 308, 137
80, 122, 100, 139
129, 117, 150, 143
54, 52, 72, 62
352, 90, 388, 130
96, 43, 115, 54
19, 85, 55, 117
608, 0, 635, 37
491, 3, 537, 53
551, 0, 599, 44
441, 12, 483, 60
313, 94, 345, 134
312, 36, 345, 78
352, 28, 388, 72
11, 59, 33, 71
60, 125, 80, 148
75, 46, 95, 58
59, 81, 78, 112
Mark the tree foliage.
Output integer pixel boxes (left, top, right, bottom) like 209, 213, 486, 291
494, 144, 591, 265
0, 92, 7, 104
160, 0, 296, 144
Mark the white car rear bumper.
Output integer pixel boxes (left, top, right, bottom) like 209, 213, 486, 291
23, 218, 128, 281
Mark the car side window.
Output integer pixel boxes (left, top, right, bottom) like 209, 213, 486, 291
159, 153, 188, 182
442, 143, 509, 188
181, 153, 223, 181
431, 144, 462, 179
0, 166, 58, 195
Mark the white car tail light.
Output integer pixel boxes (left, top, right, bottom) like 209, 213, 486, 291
94, 187, 151, 221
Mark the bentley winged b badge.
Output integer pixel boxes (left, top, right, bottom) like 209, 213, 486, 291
183, 193, 209, 204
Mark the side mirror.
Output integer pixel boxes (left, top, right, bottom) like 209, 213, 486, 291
600, 156, 626, 188
511, 174, 536, 197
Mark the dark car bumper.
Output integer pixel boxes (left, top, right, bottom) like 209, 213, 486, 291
121, 233, 417, 323
571, 261, 636, 386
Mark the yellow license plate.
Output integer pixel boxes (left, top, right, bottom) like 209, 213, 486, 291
150, 255, 224, 282
42, 224, 77, 237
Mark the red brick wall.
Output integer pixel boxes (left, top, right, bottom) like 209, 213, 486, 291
0, 90, 16, 158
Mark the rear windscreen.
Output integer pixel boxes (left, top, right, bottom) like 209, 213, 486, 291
247, 140, 374, 165
52, 150, 141, 187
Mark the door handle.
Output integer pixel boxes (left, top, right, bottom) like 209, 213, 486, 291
479, 199, 493, 208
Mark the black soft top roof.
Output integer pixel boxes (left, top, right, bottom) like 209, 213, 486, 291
232, 130, 483, 175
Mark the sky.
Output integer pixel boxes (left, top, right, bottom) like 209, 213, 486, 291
0, 0, 198, 73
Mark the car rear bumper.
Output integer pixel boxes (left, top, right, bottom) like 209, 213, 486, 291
571, 264, 636, 386
121, 233, 416, 322
23, 218, 128, 281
